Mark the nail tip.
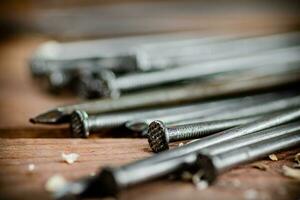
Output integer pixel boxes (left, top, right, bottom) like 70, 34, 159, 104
30, 109, 69, 124
29, 118, 37, 124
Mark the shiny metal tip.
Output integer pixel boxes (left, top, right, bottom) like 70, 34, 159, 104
30, 109, 70, 124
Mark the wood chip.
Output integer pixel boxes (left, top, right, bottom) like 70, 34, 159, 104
244, 189, 259, 200
268, 154, 278, 161
90, 172, 96, 177
282, 165, 300, 180
293, 153, 300, 168
193, 179, 208, 190
232, 179, 241, 188
250, 163, 269, 171
295, 153, 300, 164
27, 164, 35, 172
45, 174, 68, 192
192, 170, 208, 190
178, 143, 184, 147
61, 153, 79, 164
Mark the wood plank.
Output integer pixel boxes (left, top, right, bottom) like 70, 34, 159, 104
0, 138, 299, 200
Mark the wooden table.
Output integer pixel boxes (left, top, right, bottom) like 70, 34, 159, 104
0, 34, 299, 200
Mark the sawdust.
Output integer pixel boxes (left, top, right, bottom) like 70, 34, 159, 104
268, 154, 278, 161
282, 165, 300, 181
45, 174, 68, 192
61, 152, 80, 164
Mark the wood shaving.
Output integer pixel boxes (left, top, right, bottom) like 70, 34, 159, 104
282, 165, 300, 180
295, 153, 300, 165
45, 174, 68, 192
90, 172, 96, 177
192, 170, 208, 190
27, 164, 35, 172
232, 179, 241, 187
244, 189, 259, 200
293, 163, 300, 169
193, 179, 208, 190
250, 163, 269, 171
293, 153, 300, 168
268, 154, 278, 161
61, 153, 79, 164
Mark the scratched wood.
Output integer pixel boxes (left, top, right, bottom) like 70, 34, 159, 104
0, 139, 299, 200
1, 6, 300, 199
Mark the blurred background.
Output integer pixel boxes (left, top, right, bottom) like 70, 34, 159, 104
0, 0, 300, 127
1, 0, 300, 39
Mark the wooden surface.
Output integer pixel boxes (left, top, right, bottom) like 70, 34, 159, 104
0, 35, 300, 199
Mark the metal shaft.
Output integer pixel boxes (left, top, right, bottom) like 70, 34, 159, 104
30, 69, 300, 124
100, 46, 300, 98
147, 116, 257, 150
202, 122, 300, 156
55, 122, 300, 199
147, 95, 300, 152
31, 31, 230, 77
136, 31, 300, 70
143, 107, 300, 165
129, 94, 300, 135
69, 92, 283, 138
197, 133, 300, 184
102, 123, 300, 190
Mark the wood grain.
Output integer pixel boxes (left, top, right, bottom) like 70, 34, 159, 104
0, 139, 299, 200
0, 9, 300, 199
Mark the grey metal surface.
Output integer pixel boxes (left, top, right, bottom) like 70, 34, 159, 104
101, 46, 300, 98
147, 95, 300, 152
30, 70, 300, 124
130, 94, 300, 135
135, 32, 300, 70
197, 132, 300, 183
146, 116, 258, 152
54, 122, 300, 199
69, 92, 283, 137
140, 107, 300, 167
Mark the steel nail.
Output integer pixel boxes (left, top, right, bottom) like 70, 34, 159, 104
30, 70, 300, 124
143, 107, 300, 165
129, 94, 300, 135
55, 122, 300, 199
196, 132, 300, 184
69, 92, 288, 138
147, 116, 258, 152
82, 46, 300, 98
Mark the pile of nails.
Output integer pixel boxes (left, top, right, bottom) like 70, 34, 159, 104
29, 31, 300, 199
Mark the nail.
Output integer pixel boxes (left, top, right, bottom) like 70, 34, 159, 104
145, 95, 300, 148
200, 121, 300, 156
196, 132, 300, 184
32, 32, 300, 93
30, 32, 236, 78
143, 107, 300, 165
55, 122, 300, 199
147, 116, 258, 153
69, 107, 300, 197
69, 92, 288, 138
81, 46, 300, 98
30, 70, 300, 124
136, 32, 300, 71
